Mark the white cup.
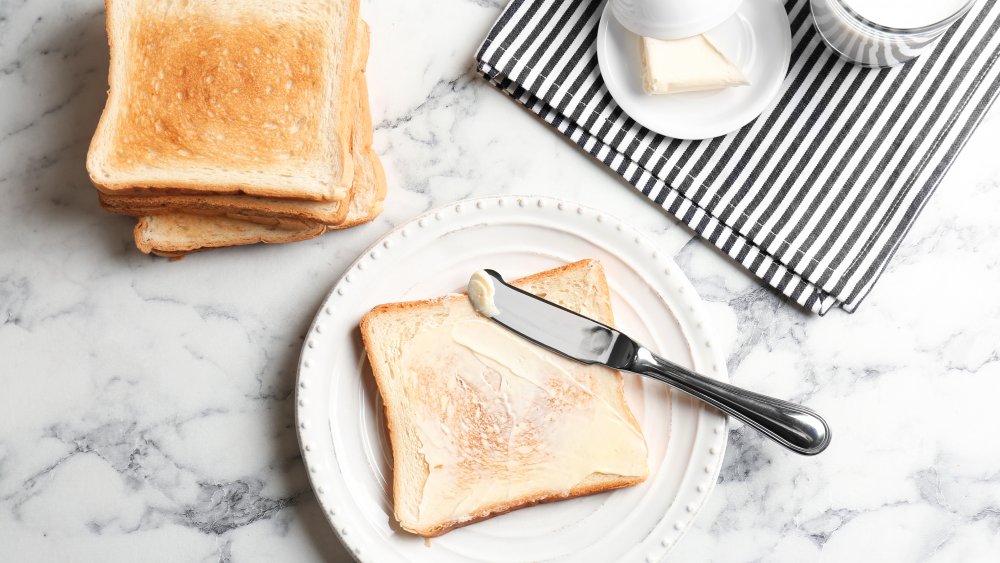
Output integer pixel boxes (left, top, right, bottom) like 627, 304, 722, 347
608, 0, 743, 39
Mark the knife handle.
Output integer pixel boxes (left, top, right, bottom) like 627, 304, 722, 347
628, 347, 831, 455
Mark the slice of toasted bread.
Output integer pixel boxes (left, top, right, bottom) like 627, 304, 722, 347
87, 0, 360, 201
361, 260, 649, 537
134, 214, 325, 258
96, 21, 373, 226
98, 185, 350, 226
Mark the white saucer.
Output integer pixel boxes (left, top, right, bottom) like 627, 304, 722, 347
597, 0, 792, 140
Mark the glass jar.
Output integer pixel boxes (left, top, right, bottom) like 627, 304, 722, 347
810, 0, 975, 67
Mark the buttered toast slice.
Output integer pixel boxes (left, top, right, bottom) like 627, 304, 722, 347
361, 260, 649, 537
87, 0, 360, 201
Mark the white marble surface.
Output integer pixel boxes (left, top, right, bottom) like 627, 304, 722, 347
1, 0, 999, 561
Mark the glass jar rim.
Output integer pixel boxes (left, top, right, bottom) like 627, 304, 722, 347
831, 0, 976, 35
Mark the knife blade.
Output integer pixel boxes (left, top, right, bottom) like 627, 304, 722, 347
478, 268, 636, 369
476, 269, 831, 456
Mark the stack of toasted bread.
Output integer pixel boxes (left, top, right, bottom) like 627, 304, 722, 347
86, 0, 384, 257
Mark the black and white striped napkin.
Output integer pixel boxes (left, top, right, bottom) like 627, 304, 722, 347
476, 0, 1000, 314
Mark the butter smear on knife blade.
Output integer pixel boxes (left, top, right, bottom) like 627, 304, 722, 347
468, 270, 501, 318
640, 34, 748, 95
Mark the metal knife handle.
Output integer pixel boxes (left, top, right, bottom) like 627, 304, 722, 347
627, 347, 831, 455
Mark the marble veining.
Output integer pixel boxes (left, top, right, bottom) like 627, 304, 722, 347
1, 0, 999, 561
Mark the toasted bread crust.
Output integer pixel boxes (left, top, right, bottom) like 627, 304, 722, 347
360, 260, 647, 537
330, 30, 387, 230
88, 0, 361, 200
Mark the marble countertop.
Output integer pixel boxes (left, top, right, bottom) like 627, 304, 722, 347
2, 0, 999, 561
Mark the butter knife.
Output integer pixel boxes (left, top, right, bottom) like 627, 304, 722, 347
474, 269, 831, 456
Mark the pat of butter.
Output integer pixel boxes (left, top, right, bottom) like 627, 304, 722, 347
640, 34, 748, 95
467, 270, 501, 318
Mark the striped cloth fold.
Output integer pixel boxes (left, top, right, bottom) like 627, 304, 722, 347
475, 0, 1000, 314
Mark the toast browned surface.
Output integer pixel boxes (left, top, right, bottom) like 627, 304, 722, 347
87, 0, 361, 200
360, 260, 648, 537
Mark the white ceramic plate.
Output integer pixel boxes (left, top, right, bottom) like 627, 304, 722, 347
295, 196, 728, 563
597, 0, 792, 140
